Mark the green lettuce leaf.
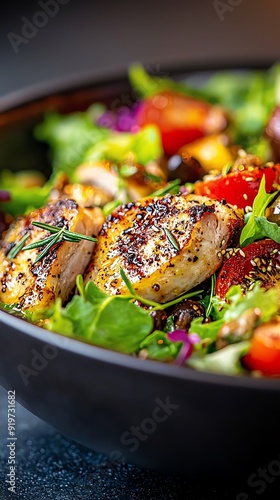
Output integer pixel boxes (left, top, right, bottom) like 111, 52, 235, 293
128, 63, 205, 100
189, 317, 224, 342
224, 283, 278, 324
189, 283, 278, 345
35, 112, 109, 177
0, 170, 50, 216
82, 125, 163, 167
187, 341, 250, 376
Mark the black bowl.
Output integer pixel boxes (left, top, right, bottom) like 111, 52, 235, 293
1, 66, 280, 478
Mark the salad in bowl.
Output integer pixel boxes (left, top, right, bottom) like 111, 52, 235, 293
1, 64, 280, 378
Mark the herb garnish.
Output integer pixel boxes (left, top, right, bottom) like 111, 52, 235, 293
7, 233, 30, 260
205, 274, 216, 318
151, 179, 181, 197
7, 222, 97, 264
23, 222, 97, 264
163, 227, 180, 252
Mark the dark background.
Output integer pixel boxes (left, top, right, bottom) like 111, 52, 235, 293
1, 1, 280, 499
0, 0, 280, 97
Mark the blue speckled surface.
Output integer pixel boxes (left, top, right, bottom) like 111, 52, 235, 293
0, 385, 276, 500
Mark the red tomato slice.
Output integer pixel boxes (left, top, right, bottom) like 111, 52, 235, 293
216, 239, 280, 299
135, 92, 227, 155
194, 165, 280, 209
243, 321, 280, 376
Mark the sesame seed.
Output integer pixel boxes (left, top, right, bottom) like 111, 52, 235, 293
238, 149, 246, 157
239, 249, 246, 258
245, 206, 253, 213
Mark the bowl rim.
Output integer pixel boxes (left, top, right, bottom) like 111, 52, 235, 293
1, 309, 280, 391
0, 59, 276, 113
1, 59, 280, 392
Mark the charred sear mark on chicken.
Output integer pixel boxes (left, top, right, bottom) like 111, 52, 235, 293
85, 193, 243, 303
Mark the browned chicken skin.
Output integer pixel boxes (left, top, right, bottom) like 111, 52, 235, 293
85, 194, 243, 303
0, 198, 104, 310
49, 175, 113, 207
75, 160, 167, 202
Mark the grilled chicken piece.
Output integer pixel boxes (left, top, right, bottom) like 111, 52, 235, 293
50, 181, 112, 207
85, 194, 243, 303
76, 161, 167, 202
76, 161, 121, 198
0, 199, 104, 310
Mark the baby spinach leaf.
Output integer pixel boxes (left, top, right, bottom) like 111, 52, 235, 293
139, 330, 180, 361
45, 299, 74, 337
87, 295, 153, 353
84, 280, 108, 306
254, 217, 280, 243
239, 176, 278, 247
43, 276, 153, 354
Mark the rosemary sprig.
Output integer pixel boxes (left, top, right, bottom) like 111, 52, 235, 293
22, 222, 97, 265
31, 222, 98, 243
150, 179, 181, 197
7, 233, 30, 260
163, 227, 180, 252
29, 229, 64, 264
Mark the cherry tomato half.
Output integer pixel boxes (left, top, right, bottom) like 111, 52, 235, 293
216, 239, 280, 299
194, 165, 280, 209
243, 320, 280, 376
135, 92, 227, 156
